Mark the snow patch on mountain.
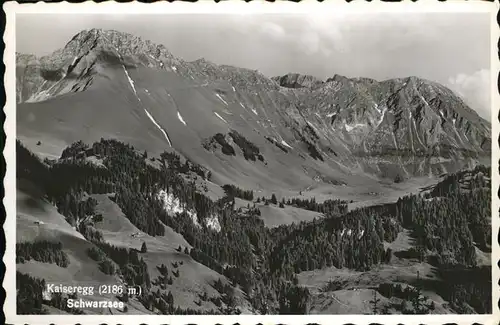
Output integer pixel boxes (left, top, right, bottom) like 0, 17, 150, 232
377, 106, 387, 127
214, 112, 228, 124
408, 112, 416, 152
239, 102, 258, 116
216, 93, 228, 106
28, 80, 48, 102
281, 140, 293, 149
419, 95, 430, 108
122, 65, 138, 96
177, 112, 187, 126
144, 109, 172, 146
205, 215, 221, 232
157, 190, 200, 228
345, 123, 366, 132
30, 73, 67, 102
411, 113, 425, 148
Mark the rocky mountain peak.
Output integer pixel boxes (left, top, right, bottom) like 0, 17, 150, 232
21, 28, 179, 79
325, 74, 351, 84
59, 28, 176, 66
16, 29, 188, 103
272, 73, 324, 89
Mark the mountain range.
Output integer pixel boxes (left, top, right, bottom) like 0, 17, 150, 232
16, 29, 491, 196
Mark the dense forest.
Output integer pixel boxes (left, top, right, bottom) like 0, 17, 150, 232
228, 130, 265, 162
16, 139, 491, 315
203, 131, 265, 162
17, 272, 48, 314
397, 165, 491, 263
17, 272, 85, 315
279, 196, 348, 215
222, 184, 254, 201
16, 241, 70, 267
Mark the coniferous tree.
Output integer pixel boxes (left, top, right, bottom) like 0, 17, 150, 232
370, 289, 381, 314
412, 271, 428, 314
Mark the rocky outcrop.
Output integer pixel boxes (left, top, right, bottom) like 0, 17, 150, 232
16, 53, 43, 103
272, 73, 324, 89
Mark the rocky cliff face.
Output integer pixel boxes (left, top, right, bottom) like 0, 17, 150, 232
272, 73, 324, 89
16, 29, 491, 185
272, 74, 491, 158
16, 29, 181, 103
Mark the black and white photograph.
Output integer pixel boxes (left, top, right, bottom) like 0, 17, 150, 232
5, 1, 498, 322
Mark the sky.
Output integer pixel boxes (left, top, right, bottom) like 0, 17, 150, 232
16, 13, 492, 120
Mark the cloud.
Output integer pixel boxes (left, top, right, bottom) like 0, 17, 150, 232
447, 69, 491, 121
260, 22, 286, 40
300, 31, 321, 55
